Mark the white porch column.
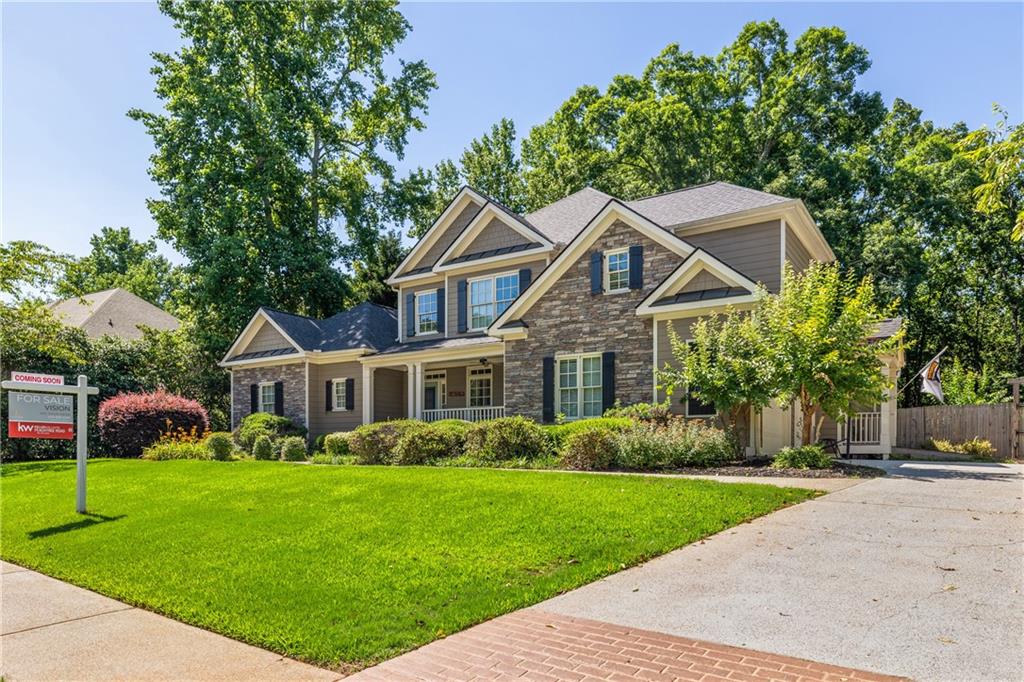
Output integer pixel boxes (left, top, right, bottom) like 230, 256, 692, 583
362, 365, 374, 425
879, 363, 894, 459
406, 363, 416, 419
413, 362, 423, 419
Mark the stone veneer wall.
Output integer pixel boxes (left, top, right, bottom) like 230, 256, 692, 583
231, 362, 306, 429
503, 220, 682, 422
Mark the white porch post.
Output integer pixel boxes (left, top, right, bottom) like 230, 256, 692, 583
406, 363, 416, 419
413, 362, 423, 419
362, 365, 374, 425
879, 364, 893, 459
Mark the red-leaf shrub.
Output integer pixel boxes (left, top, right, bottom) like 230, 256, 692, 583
98, 390, 209, 457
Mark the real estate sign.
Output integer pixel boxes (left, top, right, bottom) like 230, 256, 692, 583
7, 391, 74, 439
10, 371, 65, 386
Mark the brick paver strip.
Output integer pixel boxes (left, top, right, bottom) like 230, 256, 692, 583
348, 609, 907, 681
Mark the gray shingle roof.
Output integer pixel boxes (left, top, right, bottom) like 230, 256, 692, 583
48, 288, 180, 341
868, 316, 903, 341
258, 302, 397, 354
524, 187, 615, 244
626, 182, 790, 228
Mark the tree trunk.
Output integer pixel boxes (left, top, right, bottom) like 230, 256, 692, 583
800, 388, 814, 445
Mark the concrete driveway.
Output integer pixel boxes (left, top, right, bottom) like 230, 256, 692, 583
542, 460, 1024, 682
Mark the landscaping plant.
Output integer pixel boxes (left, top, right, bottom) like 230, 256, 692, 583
279, 436, 308, 462
323, 432, 350, 458
98, 390, 209, 457
251, 434, 275, 461
348, 420, 423, 464
558, 428, 618, 471
464, 416, 552, 463
544, 417, 633, 449
392, 421, 469, 465
771, 445, 834, 470
603, 401, 673, 426
236, 412, 306, 453
205, 432, 234, 461
924, 437, 998, 458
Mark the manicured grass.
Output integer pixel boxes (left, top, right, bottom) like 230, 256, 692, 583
1, 460, 814, 669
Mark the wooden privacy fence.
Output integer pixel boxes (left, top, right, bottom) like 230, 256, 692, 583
897, 403, 1022, 459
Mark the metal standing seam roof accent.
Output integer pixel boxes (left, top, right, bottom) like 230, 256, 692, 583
443, 241, 545, 266
226, 347, 300, 362
376, 334, 501, 356
651, 287, 751, 307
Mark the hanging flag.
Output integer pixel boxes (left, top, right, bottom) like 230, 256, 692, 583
920, 349, 946, 403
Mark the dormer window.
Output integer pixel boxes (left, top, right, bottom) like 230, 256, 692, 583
415, 291, 438, 334
605, 248, 630, 293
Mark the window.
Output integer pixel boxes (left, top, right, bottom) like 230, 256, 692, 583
556, 354, 602, 420
468, 366, 492, 407
332, 379, 348, 411
416, 291, 438, 335
259, 382, 275, 413
605, 248, 629, 292
468, 272, 519, 330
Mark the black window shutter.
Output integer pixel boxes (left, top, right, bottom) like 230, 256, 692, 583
274, 381, 284, 416
590, 251, 603, 294
325, 380, 332, 412
436, 287, 445, 333
345, 378, 355, 411
405, 292, 416, 337
628, 245, 644, 289
601, 351, 616, 413
457, 279, 468, 333
542, 356, 555, 423
250, 384, 258, 414
518, 268, 531, 294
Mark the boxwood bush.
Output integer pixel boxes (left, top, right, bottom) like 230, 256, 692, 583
236, 413, 306, 453
348, 420, 423, 464
464, 416, 552, 463
252, 434, 275, 461
98, 390, 209, 457
393, 420, 470, 465
205, 432, 234, 461
279, 436, 308, 462
323, 432, 350, 457
545, 417, 633, 450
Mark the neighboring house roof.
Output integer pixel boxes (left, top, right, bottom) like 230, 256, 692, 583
48, 288, 180, 341
626, 182, 790, 229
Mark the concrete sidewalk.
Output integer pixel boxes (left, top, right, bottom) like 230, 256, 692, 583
0, 560, 339, 681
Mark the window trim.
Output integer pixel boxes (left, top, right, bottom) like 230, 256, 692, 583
466, 365, 493, 407
467, 270, 520, 332
604, 247, 630, 294
258, 381, 276, 414
414, 290, 439, 336
554, 352, 603, 421
331, 378, 349, 412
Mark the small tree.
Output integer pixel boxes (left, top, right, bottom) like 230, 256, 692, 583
658, 302, 778, 443
764, 262, 901, 444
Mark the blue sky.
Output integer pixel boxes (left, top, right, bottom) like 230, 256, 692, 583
3, 2, 1022, 262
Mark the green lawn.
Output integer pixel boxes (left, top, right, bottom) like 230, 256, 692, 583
1, 460, 814, 669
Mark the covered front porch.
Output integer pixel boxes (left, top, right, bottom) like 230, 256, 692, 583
360, 337, 506, 424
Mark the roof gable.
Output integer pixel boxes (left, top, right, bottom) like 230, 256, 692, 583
490, 201, 695, 335
389, 187, 486, 282
436, 202, 553, 270
636, 249, 760, 316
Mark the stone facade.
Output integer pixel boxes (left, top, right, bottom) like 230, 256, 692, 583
231, 362, 306, 429
503, 220, 682, 421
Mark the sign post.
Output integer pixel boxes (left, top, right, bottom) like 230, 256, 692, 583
2, 373, 99, 513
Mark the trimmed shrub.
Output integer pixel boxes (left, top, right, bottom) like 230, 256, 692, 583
545, 417, 634, 450
252, 434, 275, 461
924, 437, 998, 458
236, 413, 306, 453
613, 423, 673, 470
464, 416, 552, 462
613, 421, 734, 470
772, 445, 833, 470
603, 401, 673, 426
205, 432, 234, 461
323, 432, 350, 457
559, 428, 617, 470
98, 390, 209, 457
279, 436, 308, 462
393, 421, 470, 465
141, 440, 209, 461
348, 420, 423, 464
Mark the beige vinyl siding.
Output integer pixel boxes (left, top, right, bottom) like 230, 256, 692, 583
655, 317, 700, 412
399, 280, 445, 344
244, 322, 293, 353
683, 220, 782, 292
307, 361, 362, 435
447, 259, 547, 337
401, 203, 481, 274
373, 368, 406, 420
458, 217, 531, 257
785, 225, 813, 273
678, 269, 729, 293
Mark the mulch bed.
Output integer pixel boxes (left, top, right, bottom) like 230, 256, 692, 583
666, 459, 886, 478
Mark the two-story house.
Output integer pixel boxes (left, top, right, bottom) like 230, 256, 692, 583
220, 182, 903, 456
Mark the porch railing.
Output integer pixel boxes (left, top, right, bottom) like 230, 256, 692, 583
422, 406, 504, 422
842, 410, 882, 444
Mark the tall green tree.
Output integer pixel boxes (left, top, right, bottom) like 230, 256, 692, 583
55, 227, 178, 307
130, 0, 434, 354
